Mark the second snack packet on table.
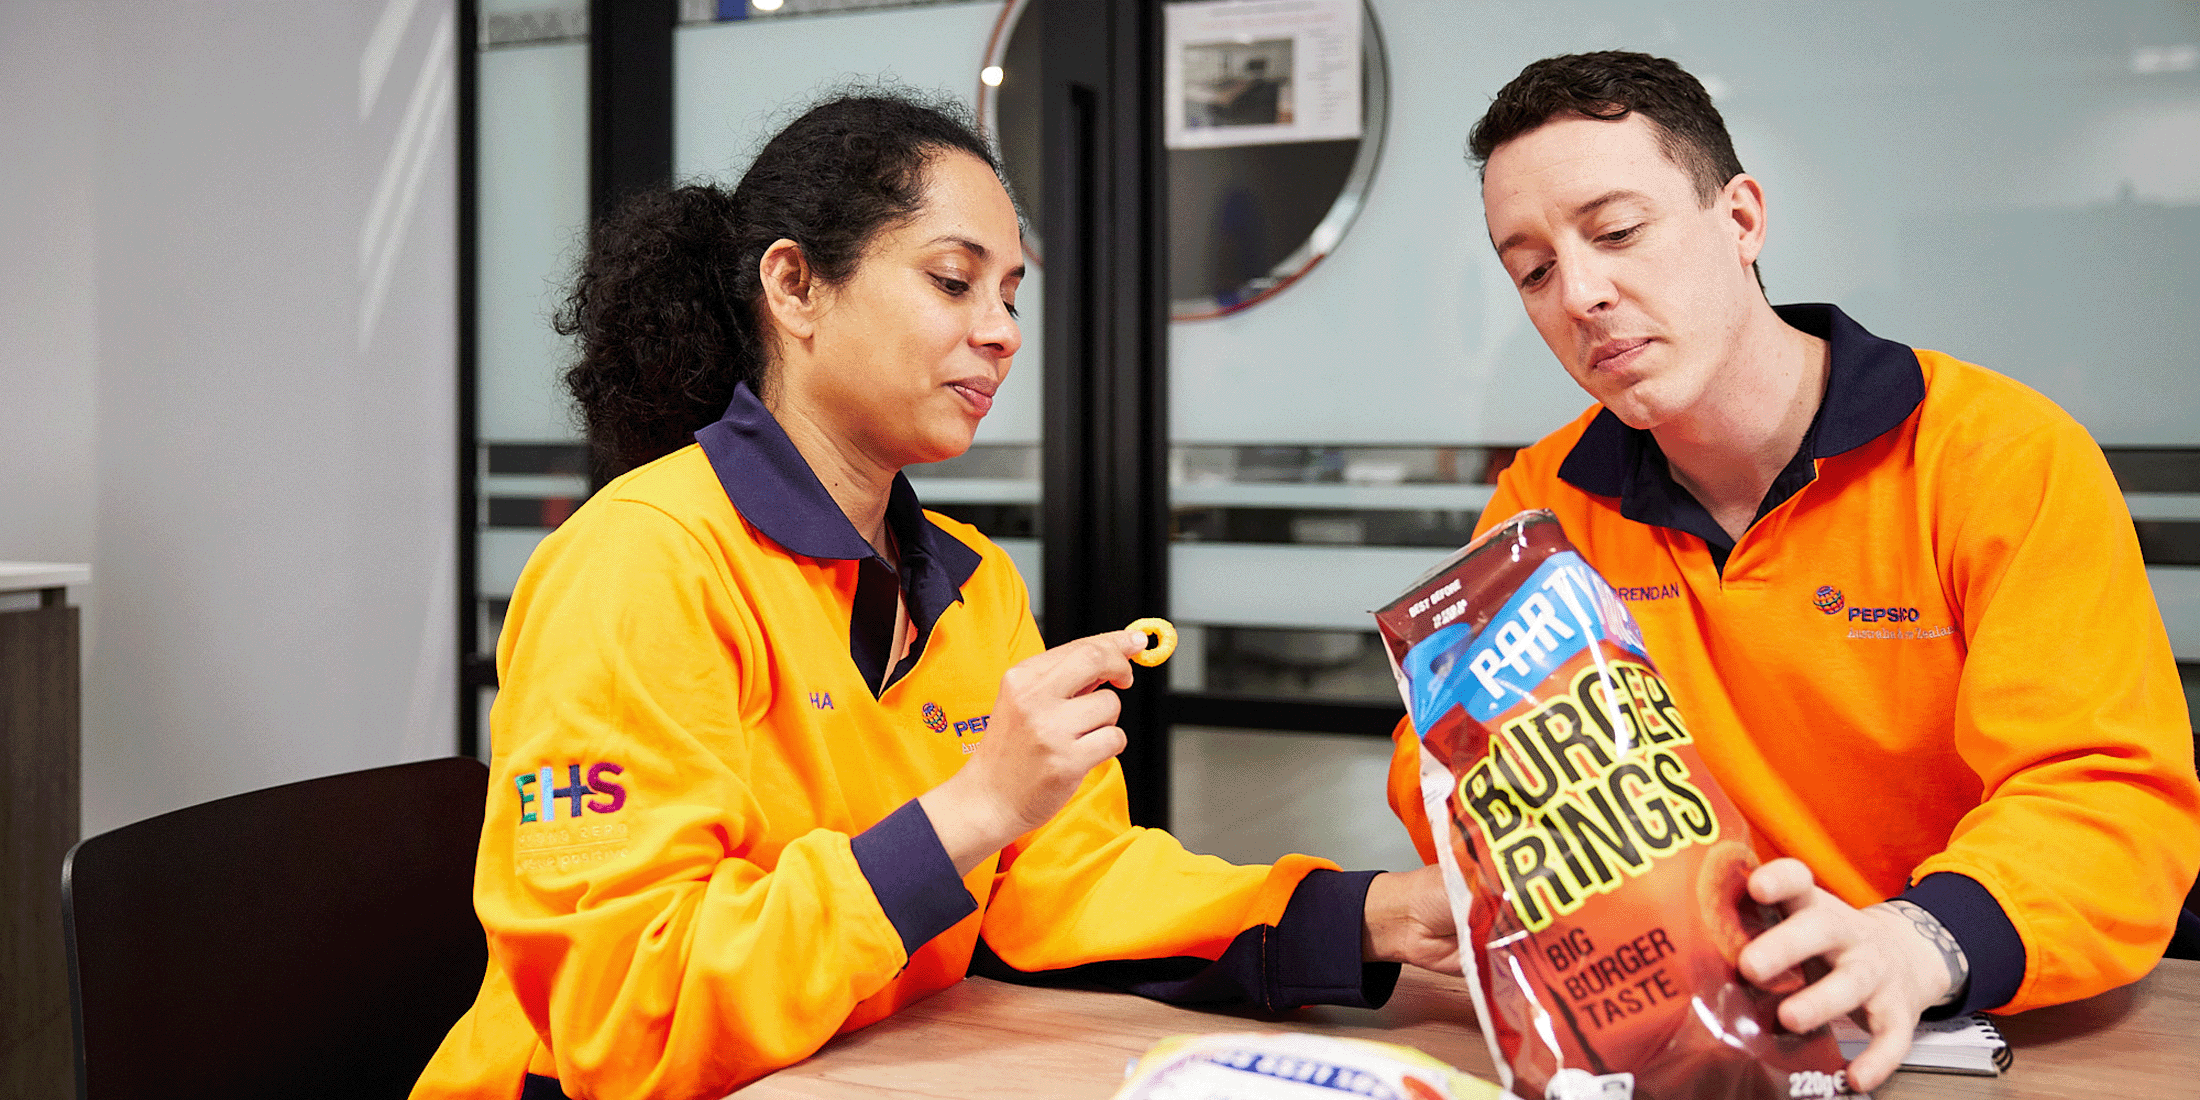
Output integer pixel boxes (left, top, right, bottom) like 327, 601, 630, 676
1373, 511, 1860, 1100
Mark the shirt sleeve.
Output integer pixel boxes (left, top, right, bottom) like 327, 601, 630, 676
970, 757, 1396, 1010
1908, 409, 2200, 1012
969, 608, 1396, 1011
476, 499, 958, 1100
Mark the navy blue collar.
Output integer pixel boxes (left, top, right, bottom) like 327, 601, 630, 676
1554, 304, 1923, 558
693, 382, 983, 692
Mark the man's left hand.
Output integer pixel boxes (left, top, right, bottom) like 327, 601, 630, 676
1738, 858, 1965, 1093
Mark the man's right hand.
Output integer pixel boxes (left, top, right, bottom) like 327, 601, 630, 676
1738, 858, 1964, 1093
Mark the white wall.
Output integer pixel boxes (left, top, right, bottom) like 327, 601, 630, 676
0, 0, 459, 834
0, 2, 100, 568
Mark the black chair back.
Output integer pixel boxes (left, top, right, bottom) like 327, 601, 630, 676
2172, 870, 2200, 961
63, 756, 489, 1100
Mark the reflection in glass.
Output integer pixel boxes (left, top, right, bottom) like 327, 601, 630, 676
980, 0, 1388, 319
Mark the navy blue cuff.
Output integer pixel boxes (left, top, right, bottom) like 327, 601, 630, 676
1899, 872, 2025, 1017
964, 868, 1399, 1012
849, 799, 976, 958
1275, 869, 1400, 1010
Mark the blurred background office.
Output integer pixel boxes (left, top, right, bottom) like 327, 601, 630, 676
6, 0, 2198, 892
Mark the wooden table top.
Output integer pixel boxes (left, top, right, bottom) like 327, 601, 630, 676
735, 958, 2199, 1098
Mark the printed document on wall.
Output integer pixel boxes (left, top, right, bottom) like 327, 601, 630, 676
1164, 0, 1362, 149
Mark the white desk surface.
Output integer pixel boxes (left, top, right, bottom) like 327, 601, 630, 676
0, 562, 91, 593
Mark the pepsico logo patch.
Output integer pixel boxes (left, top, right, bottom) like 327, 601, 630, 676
1812, 585, 1845, 615
921, 702, 948, 733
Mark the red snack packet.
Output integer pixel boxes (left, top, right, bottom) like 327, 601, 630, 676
1374, 511, 1860, 1100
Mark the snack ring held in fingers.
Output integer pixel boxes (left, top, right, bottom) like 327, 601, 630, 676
1126, 617, 1178, 667
1696, 840, 1761, 966
1697, 839, 1805, 994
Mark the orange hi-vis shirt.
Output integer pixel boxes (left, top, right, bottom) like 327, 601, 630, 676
417, 385, 1391, 1100
1388, 304, 2199, 1016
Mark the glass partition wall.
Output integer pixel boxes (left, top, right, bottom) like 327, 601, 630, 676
464, 1, 2200, 849
467, 0, 592, 754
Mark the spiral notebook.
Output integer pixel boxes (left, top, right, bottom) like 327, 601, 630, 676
1829, 1013, 2013, 1076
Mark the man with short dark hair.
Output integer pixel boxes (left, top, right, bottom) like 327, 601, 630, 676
1386, 50, 2200, 1092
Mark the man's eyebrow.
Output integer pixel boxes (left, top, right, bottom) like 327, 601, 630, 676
1492, 189, 1654, 256
928, 234, 1025, 280
1572, 188, 1652, 220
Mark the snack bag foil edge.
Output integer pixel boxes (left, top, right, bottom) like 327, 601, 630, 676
1372, 511, 1861, 1100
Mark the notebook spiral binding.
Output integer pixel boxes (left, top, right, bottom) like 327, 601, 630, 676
1974, 1016, 2013, 1072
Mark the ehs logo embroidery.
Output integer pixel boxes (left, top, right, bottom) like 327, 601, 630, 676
516, 763, 625, 824
921, 702, 949, 733
1812, 585, 1845, 615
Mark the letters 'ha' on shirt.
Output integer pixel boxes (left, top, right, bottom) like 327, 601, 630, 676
413, 383, 1392, 1100
1387, 304, 2200, 1015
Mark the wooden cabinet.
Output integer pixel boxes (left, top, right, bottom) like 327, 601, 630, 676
1, 564, 86, 1100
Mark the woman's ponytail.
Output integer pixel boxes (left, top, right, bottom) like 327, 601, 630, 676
557, 185, 762, 482
557, 87, 1002, 481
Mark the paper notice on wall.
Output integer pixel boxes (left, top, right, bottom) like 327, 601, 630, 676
1164, 0, 1362, 149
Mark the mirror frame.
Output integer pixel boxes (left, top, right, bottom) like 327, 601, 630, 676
977, 0, 1390, 321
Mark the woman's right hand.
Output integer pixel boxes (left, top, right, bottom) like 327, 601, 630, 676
919, 629, 1145, 874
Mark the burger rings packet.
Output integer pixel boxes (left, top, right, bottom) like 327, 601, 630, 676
1373, 511, 1861, 1100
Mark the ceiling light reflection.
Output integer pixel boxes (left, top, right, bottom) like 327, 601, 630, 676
2132, 45, 2198, 75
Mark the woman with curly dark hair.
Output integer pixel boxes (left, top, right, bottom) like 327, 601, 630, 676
413, 90, 1455, 1100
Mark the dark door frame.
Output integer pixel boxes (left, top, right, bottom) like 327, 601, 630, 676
1038, 0, 1173, 828
458, 0, 679, 759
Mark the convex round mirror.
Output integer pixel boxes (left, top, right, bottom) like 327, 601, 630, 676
979, 0, 1390, 320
